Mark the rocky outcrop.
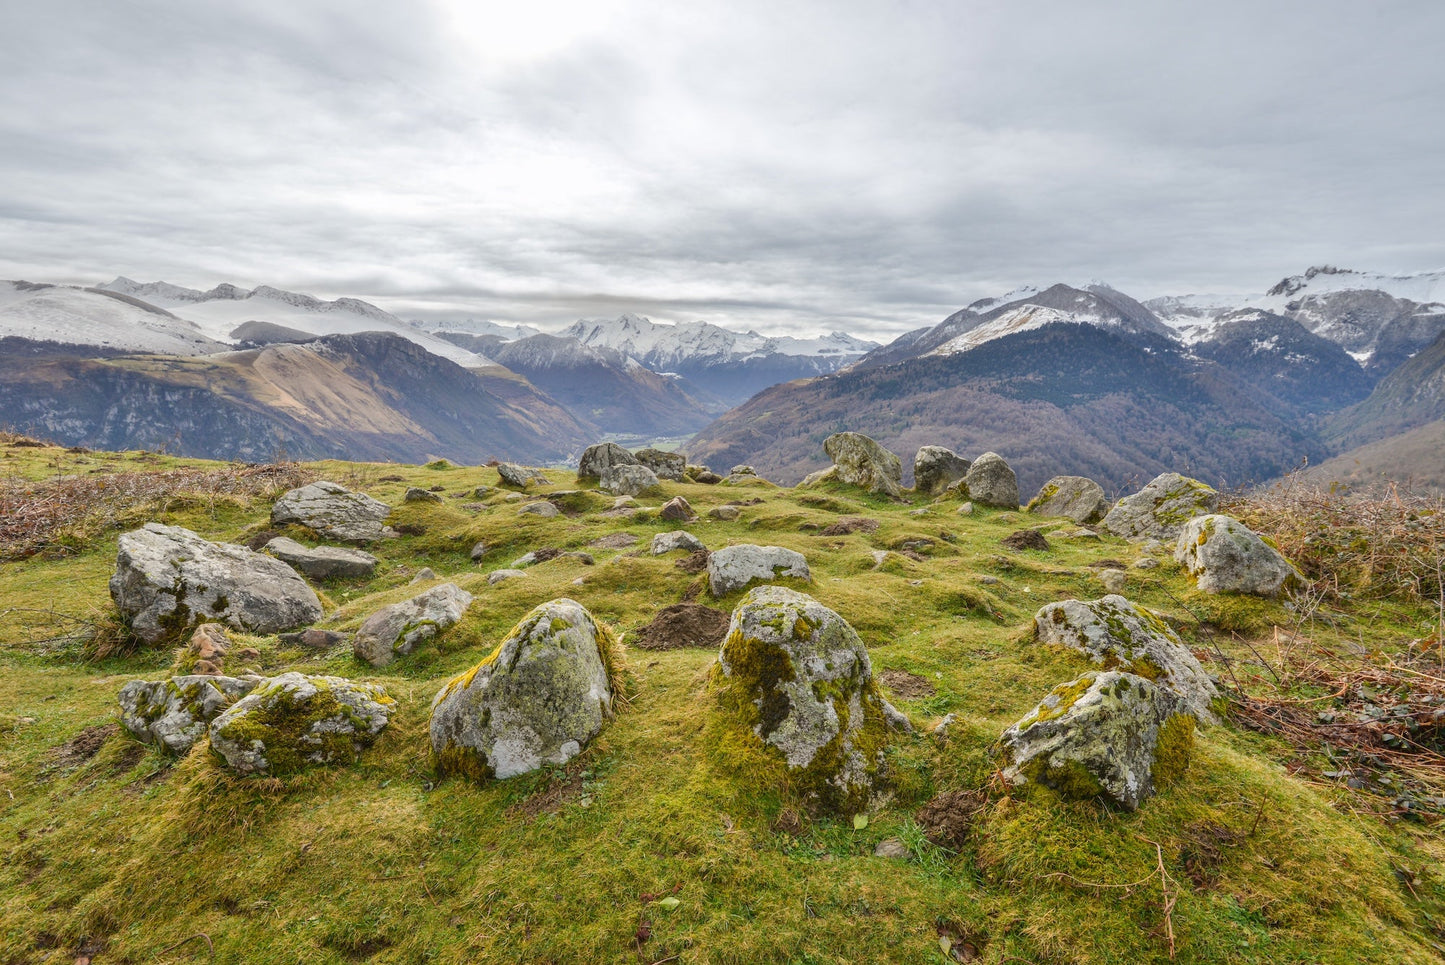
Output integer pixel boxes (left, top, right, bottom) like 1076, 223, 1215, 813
635, 448, 686, 481
352, 583, 473, 667
110, 523, 323, 644
1175, 515, 1303, 597
208, 672, 394, 776
429, 599, 616, 780
1101, 472, 1218, 542
999, 671, 1193, 810
821, 432, 904, 498
601, 464, 661, 497
271, 481, 394, 542
707, 544, 810, 596
1033, 595, 1218, 722
1026, 475, 1109, 524
118, 674, 259, 755
497, 463, 551, 488
913, 446, 970, 496
963, 452, 1019, 509
264, 536, 379, 579
715, 586, 905, 812
578, 442, 639, 480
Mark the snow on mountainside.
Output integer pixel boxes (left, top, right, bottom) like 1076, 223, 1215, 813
421, 318, 543, 340
99, 277, 492, 368
0, 282, 230, 355
562, 313, 877, 369
1262, 266, 1445, 305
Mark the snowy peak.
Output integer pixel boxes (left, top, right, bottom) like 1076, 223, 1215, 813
562, 313, 878, 369
0, 281, 230, 355
1263, 266, 1445, 307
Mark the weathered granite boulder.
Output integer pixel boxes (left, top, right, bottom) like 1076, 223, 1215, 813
999, 671, 1193, 810
822, 432, 904, 499
264, 536, 378, 579
404, 487, 443, 504
271, 481, 394, 542
118, 674, 259, 755
797, 466, 838, 489
913, 446, 971, 496
635, 448, 686, 481
651, 531, 707, 555
1033, 595, 1218, 722
1175, 515, 1303, 597
715, 586, 907, 812
497, 463, 551, 488
110, 523, 323, 644
578, 442, 638, 480
209, 673, 394, 776
429, 599, 615, 780
601, 464, 661, 497
659, 496, 695, 521
708, 505, 741, 521
707, 544, 810, 596
963, 452, 1019, 509
1101, 472, 1218, 542
1027, 475, 1109, 524
518, 500, 561, 518
352, 583, 473, 667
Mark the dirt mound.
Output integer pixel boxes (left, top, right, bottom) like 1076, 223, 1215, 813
53, 724, 117, 768
878, 669, 936, 698
1000, 529, 1049, 551
819, 517, 879, 536
917, 789, 987, 851
676, 549, 711, 574
633, 603, 731, 651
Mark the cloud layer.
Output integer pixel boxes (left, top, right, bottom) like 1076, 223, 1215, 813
3, 0, 1443, 339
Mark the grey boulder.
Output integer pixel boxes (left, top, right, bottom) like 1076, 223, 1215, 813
577, 442, 639, 480
1174, 515, 1303, 597
118, 674, 259, 755
518, 500, 561, 518
635, 448, 686, 481
601, 463, 661, 497
822, 432, 904, 499
913, 446, 971, 496
1027, 475, 1109, 524
707, 544, 810, 596
963, 452, 1019, 509
264, 536, 378, 579
651, 531, 707, 555
352, 582, 473, 667
498, 463, 551, 488
1101, 472, 1218, 542
271, 481, 394, 542
209, 672, 394, 776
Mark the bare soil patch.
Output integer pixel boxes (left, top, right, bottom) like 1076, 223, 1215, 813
632, 603, 731, 651
878, 669, 936, 699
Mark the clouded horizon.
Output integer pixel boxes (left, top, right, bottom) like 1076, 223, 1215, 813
3, 0, 1443, 340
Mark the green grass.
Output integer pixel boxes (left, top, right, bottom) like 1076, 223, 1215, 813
0, 444, 1442, 963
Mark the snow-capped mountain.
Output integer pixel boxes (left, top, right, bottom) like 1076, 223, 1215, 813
0, 281, 230, 355
421, 317, 543, 340
98, 277, 492, 368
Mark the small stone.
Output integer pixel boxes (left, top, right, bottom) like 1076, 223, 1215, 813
707, 544, 810, 596
410, 567, 438, 584
874, 839, 910, 859
404, 487, 443, 504
659, 496, 695, 521
956, 502, 974, 516
279, 628, 349, 650
518, 501, 561, 518
469, 541, 488, 562
651, 531, 707, 555
1099, 568, 1127, 594
504, 492, 525, 502
488, 569, 528, 585
352, 583, 473, 667
1133, 557, 1160, 570
707, 505, 741, 521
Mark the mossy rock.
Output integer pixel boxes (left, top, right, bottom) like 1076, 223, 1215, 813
1100, 471, 1218, 541
1174, 514, 1305, 597
118, 674, 259, 755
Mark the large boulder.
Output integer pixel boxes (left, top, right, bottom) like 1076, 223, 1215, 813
263, 536, 378, 579
118, 674, 259, 755
429, 599, 616, 780
1034, 594, 1217, 722
271, 481, 394, 542
352, 583, 473, 667
999, 671, 1193, 810
577, 442, 639, 480
715, 586, 905, 812
110, 523, 323, 644
1101, 472, 1218, 542
635, 448, 686, 481
601, 464, 661, 497
1026, 475, 1109, 524
913, 446, 971, 496
963, 452, 1019, 508
822, 432, 904, 499
707, 544, 810, 596
497, 463, 550, 488
209, 672, 394, 776
1175, 515, 1303, 597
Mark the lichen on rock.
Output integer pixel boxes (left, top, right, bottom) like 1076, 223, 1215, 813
707, 544, 810, 596
1174, 514, 1304, 597
1101, 472, 1218, 542
819, 432, 904, 498
352, 582, 473, 667
118, 674, 260, 755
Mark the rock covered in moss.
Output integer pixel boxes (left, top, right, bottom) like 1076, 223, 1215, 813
821, 432, 904, 498
1175, 514, 1304, 597
110, 523, 324, 645
263, 536, 378, 579
601, 463, 661, 497
208, 672, 394, 776
715, 586, 904, 812
271, 481, 394, 542
1026, 475, 1109, 524
707, 544, 810, 596
352, 583, 473, 667
429, 598, 616, 780
963, 452, 1019, 508
517, 500, 561, 518
999, 671, 1193, 810
577, 442, 638, 480
635, 448, 686, 481
1034, 594, 1217, 722
118, 674, 260, 754
497, 462, 550, 488
913, 446, 970, 496
1101, 472, 1218, 542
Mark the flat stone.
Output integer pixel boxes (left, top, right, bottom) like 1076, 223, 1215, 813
264, 536, 379, 579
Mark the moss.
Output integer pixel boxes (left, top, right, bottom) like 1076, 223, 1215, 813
1020, 753, 1104, 801
720, 628, 797, 737
1025, 482, 1060, 512
1015, 674, 1097, 730
432, 742, 495, 782
1151, 713, 1194, 787
211, 678, 383, 776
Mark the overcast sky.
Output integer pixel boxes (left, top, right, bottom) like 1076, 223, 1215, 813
2, 0, 1442, 340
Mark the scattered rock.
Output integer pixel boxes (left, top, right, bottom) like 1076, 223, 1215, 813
1133, 557, 1160, 570
588, 532, 640, 550
1101, 472, 1218, 542
821, 432, 904, 499
118, 674, 259, 755
956, 502, 974, 516
209, 672, 394, 776
577, 442, 639, 480
1099, 568, 1128, 594
497, 463, 550, 488
913, 446, 971, 496
1049, 527, 1100, 541
651, 531, 707, 555
1000, 529, 1049, 551
694, 470, 723, 484
818, 517, 878, 536
659, 496, 695, 521
511, 548, 561, 567
110, 523, 323, 645
410, 567, 438, 584
1027, 475, 1109, 524
469, 541, 489, 562
430, 598, 616, 780
404, 487, 443, 504
271, 481, 394, 542
707, 544, 810, 596
707, 505, 741, 521
185, 623, 230, 673
729, 465, 758, 477
518, 501, 561, 518
633, 603, 731, 650
352, 583, 474, 667
963, 453, 1019, 509
1033, 594, 1218, 721
488, 569, 528, 585
601, 463, 661, 497
279, 628, 349, 650
874, 839, 910, 859
999, 671, 1193, 810
1174, 514, 1304, 597
635, 448, 686, 481
264, 536, 379, 579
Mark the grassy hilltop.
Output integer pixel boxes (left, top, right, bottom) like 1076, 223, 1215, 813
0, 437, 1442, 964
